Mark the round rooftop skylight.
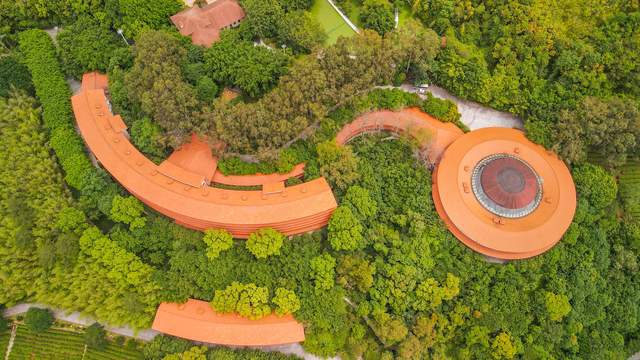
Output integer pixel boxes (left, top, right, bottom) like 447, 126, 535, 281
471, 154, 543, 218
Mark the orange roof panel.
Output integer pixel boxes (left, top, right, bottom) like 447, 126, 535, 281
171, 0, 245, 47
152, 299, 305, 346
165, 134, 218, 183
335, 107, 463, 164
72, 73, 337, 238
433, 128, 576, 259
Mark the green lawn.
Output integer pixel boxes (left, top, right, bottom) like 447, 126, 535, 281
311, 0, 357, 44
7, 326, 142, 360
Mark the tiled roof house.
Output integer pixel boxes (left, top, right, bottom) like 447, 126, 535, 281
170, 0, 245, 47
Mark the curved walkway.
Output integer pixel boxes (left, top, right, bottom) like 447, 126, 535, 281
336, 107, 464, 165
72, 73, 337, 238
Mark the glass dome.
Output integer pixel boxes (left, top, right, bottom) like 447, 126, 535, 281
471, 154, 542, 218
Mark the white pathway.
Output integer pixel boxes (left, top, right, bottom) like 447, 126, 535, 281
379, 84, 524, 130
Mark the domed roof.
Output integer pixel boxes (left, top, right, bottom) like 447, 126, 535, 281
471, 154, 542, 218
432, 128, 576, 260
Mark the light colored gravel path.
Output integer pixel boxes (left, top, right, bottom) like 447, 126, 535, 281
3, 324, 16, 360
3, 303, 159, 341
378, 84, 524, 130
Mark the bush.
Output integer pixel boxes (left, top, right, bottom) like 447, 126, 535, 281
118, 0, 184, 38
246, 228, 284, 259
110, 195, 147, 230
196, 76, 218, 102
211, 282, 272, 320
420, 93, 467, 131
0, 56, 34, 97
272, 288, 301, 316
18, 29, 115, 209
84, 322, 107, 349
24, 307, 53, 332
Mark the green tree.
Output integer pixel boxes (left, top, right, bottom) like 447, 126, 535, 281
0, 56, 33, 97
25, 307, 54, 332
572, 163, 618, 210
344, 185, 377, 219
211, 282, 272, 320
337, 255, 375, 292
84, 323, 107, 349
196, 76, 218, 102
240, 0, 284, 39
360, 0, 395, 35
544, 292, 572, 322
125, 30, 199, 148
328, 206, 364, 251
118, 0, 184, 37
553, 96, 640, 167
272, 288, 301, 315
317, 141, 360, 192
110, 195, 147, 230
491, 332, 517, 359
278, 11, 326, 53
310, 254, 336, 290
202, 229, 233, 260
163, 346, 208, 360
246, 228, 284, 259
57, 15, 124, 78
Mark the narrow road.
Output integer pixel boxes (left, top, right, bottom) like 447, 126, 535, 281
378, 84, 523, 130
3, 324, 16, 360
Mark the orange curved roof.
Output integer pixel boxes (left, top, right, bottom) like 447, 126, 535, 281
72, 73, 337, 238
152, 299, 305, 346
335, 107, 463, 164
212, 163, 305, 186
433, 128, 576, 259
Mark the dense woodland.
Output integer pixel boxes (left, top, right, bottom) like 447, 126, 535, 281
1, 0, 640, 359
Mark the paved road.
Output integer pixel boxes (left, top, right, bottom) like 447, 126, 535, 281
378, 84, 524, 130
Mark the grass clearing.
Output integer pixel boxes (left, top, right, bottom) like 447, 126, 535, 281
311, 0, 357, 44
7, 326, 142, 360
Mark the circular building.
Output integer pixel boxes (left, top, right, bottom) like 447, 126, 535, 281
432, 128, 576, 259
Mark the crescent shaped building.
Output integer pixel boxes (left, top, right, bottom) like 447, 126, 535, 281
432, 127, 576, 260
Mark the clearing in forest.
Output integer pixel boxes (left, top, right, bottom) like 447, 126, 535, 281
311, 0, 357, 44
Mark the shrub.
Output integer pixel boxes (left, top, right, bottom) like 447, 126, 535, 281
202, 229, 233, 260
24, 307, 54, 332
84, 322, 107, 349
246, 228, 284, 259
420, 93, 467, 131
0, 56, 34, 97
118, 0, 184, 38
18, 29, 115, 208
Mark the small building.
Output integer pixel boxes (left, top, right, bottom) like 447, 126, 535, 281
170, 0, 245, 47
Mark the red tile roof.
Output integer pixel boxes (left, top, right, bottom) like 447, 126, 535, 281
171, 0, 245, 47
